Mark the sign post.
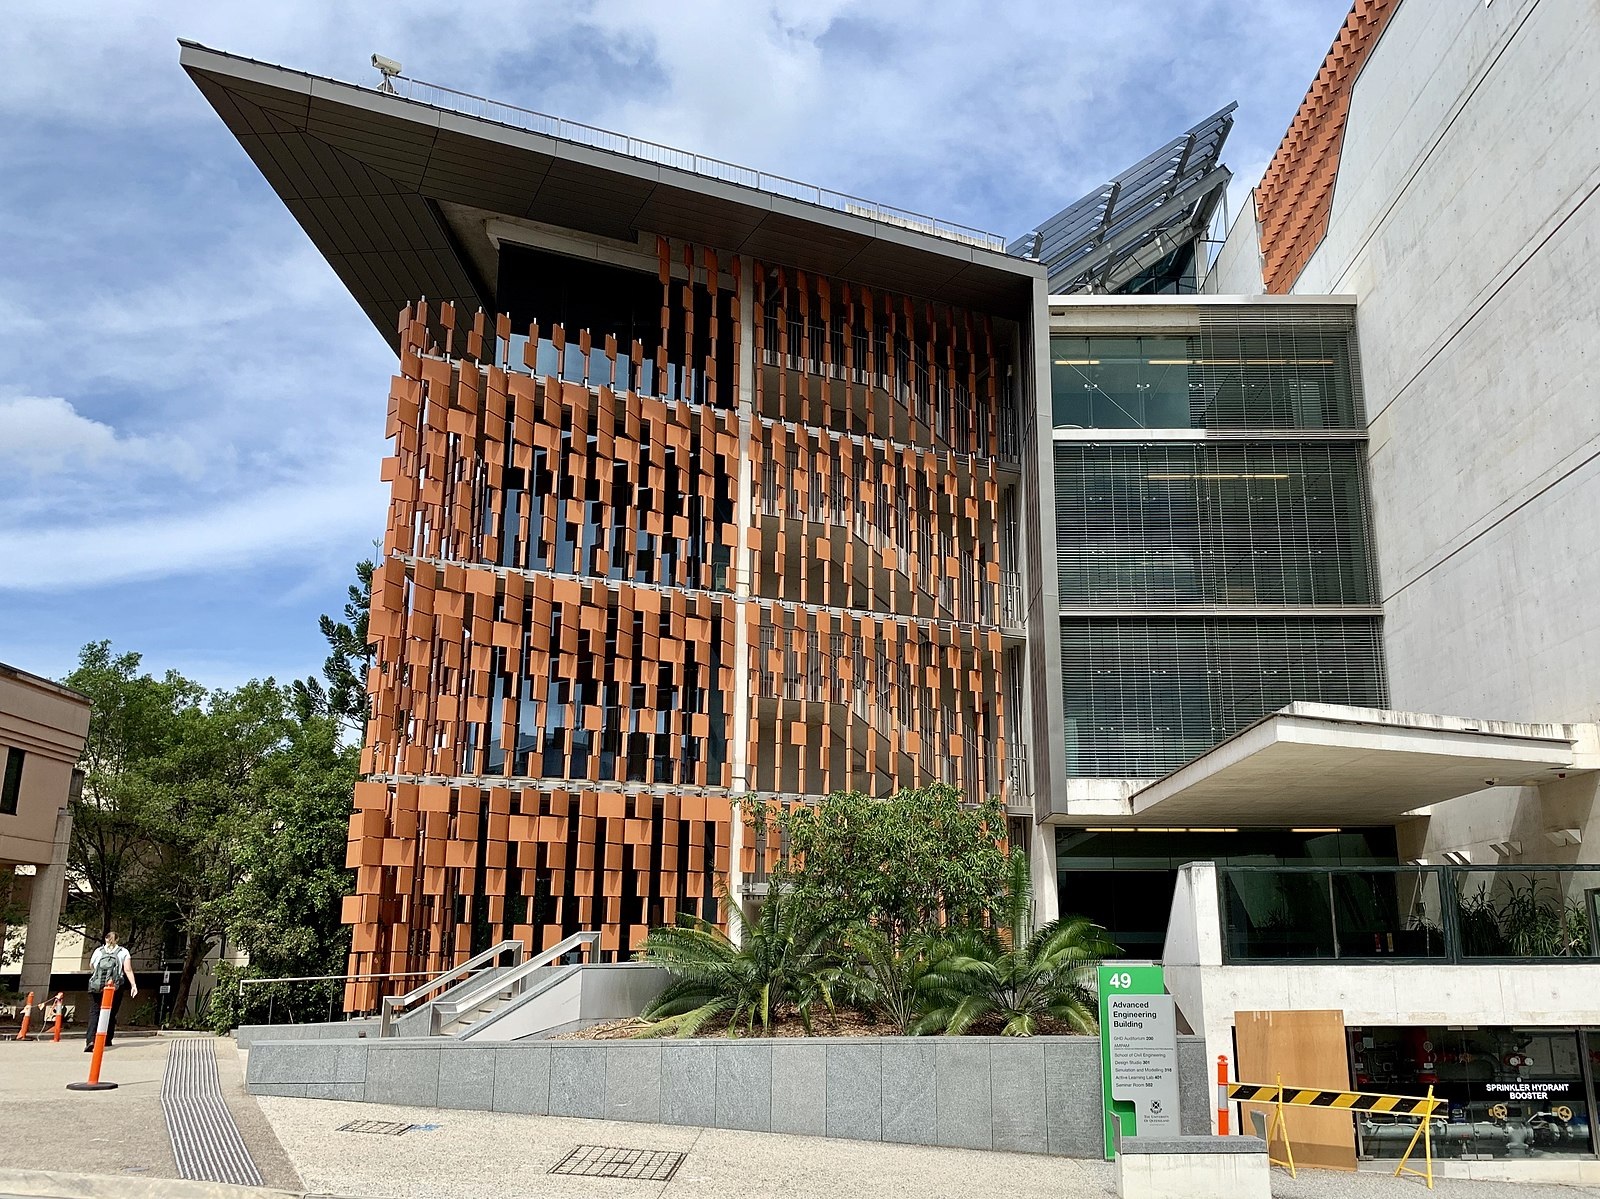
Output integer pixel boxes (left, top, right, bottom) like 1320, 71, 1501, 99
1099, 963, 1180, 1159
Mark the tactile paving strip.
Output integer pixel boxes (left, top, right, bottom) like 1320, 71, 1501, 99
160, 1038, 264, 1186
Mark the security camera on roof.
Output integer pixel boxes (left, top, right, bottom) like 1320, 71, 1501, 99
372, 54, 402, 75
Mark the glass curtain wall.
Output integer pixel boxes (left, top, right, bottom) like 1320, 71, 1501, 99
1060, 616, 1386, 777
1051, 307, 1382, 779
1055, 443, 1376, 607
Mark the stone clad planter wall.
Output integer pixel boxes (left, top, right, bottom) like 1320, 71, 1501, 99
246, 1034, 1209, 1157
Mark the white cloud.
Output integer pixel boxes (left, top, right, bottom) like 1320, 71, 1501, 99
0, 0, 1353, 662
0, 394, 149, 471
0, 471, 387, 590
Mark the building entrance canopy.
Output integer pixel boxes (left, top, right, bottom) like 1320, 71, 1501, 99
1117, 703, 1594, 827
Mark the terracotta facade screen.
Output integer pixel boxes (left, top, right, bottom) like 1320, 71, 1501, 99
343, 237, 1023, 1011
1255, 0, 1399, 294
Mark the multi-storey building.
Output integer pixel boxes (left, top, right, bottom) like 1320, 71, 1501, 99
0, 662, 90, 1000
188, 0, 1600, 1168
181, 44, 1060, 1011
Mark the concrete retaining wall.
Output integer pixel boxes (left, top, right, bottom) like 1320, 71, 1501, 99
236, 1020, 373, 1049
246, 1034, 1209, 1156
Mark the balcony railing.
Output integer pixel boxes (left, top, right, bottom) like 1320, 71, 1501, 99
1218, 864, 1600, 964
387, 76, 1009, 253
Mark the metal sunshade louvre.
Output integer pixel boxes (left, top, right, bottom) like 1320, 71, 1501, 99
1053, 442, 1378, 608
1194, 305, 1368, 429
1049, 306, 1366, 432
1060, 615, 1389, 778
1010, 104, 1236, 294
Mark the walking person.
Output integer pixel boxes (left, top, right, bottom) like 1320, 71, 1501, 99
84, 932, 136, 1051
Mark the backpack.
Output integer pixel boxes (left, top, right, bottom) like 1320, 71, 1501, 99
89, 948, 123, 991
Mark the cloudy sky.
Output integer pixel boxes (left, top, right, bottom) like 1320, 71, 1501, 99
1, 0, 1350, 691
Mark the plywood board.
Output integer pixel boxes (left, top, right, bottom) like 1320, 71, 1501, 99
1235, 1009, 1356, 1171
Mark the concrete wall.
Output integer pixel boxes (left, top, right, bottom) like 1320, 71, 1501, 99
1292, 0, 1600, 740
1398, 775, 1600, 868
246, 1034, 1211, 1157
465, 962, 669, 1040
236, 1021, 375, 1049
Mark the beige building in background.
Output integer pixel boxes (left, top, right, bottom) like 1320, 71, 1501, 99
0, 661, 90, 1000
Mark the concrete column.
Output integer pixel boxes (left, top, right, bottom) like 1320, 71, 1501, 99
725, 254, 757, 939
1030, 820, 1060, 927
19, 801, 73, 998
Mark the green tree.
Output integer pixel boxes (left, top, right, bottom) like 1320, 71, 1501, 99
915, 852, 1116, 1036
62, 641, 206, 953
745, 783, 1011, 943
636, 892, 838, 1037
155, 679, 295, 1017
208, 710, 357, 1029
293, 555, 374, 739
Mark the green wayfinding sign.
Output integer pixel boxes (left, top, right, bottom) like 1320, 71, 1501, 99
1098, 963, 1180, 1159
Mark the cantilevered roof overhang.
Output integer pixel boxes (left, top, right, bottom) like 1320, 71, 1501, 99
179, 41, 1043, 345
1101, 703, 1595, 827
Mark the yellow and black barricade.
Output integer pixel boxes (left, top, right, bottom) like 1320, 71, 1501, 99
1226, 1079, 1445, 1188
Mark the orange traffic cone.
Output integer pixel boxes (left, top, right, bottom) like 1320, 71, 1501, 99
67, 985, 118, 1091
14, 991, 34, 1041
50, 993, 66, 1042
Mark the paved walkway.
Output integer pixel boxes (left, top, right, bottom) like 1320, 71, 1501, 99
250, 1088, 1600, 1199
4, 1037, 1598, 1197
0, 1035, 298, 1193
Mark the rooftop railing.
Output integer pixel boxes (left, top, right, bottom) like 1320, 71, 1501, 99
1218, 864, 1600, 965
385, 76, 1010, 254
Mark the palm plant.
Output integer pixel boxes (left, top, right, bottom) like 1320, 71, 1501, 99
634, 892, 837, 1037
838, 924, 942, 1035
914, 851, 1116, 1036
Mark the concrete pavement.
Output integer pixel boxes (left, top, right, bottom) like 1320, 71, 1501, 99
0, 1035, 299, 1192
4, 1036, 1598, 1198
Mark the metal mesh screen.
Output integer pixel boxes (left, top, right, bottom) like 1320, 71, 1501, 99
1055, 442, 1377, 606
1061, 616, 1387, 778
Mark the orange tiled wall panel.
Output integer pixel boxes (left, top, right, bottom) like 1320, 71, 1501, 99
753, 263, 1014, 457
344, 235, 1023, 1010
348, 250, 743, 1007
744, 604, 1009, 804
1256, 0, 1400, 293
751, 421, 1010, 624
341, 782, 731, 1012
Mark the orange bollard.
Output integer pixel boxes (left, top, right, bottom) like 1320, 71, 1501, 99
1216, 1054, 1231, 1135
14, 991, 34, 1041
50, 992, 65, 1042
67, 985, 118, 1091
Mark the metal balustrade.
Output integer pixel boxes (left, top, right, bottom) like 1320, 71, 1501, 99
386, 76, 1009, 254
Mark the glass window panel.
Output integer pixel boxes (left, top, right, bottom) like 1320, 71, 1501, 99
1055, 443, 1376, 607
1061, 617, 1387, 777
1050, 314, 1362, 431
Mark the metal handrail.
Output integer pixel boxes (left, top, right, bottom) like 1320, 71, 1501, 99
384, 76, 1008, 254
379, 939, 525, 1038
430, 930, 600, 1036
237, 969, 429, 994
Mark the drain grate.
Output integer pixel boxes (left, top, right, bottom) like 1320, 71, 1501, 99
549, 1145, 686, 1181
337, 1120, 415, 1136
